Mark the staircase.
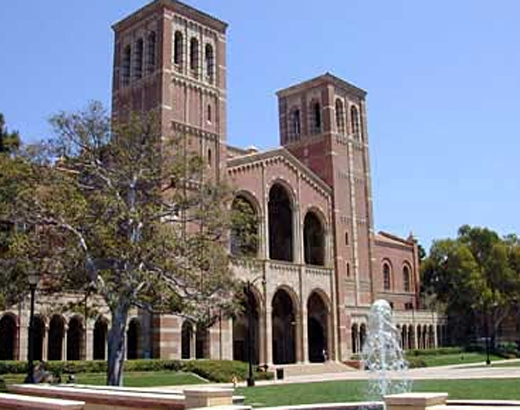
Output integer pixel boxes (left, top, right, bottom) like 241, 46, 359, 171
273, 361, 356, 378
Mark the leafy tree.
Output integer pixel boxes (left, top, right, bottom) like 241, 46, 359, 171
0, 102, 248, 385
0, 113, 21, 155
421, 225, 520, 346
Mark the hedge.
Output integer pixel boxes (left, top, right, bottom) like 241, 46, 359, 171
405, 347, 462, 357
0, 360, 274, 382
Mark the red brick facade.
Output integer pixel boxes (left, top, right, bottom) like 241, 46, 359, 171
0, 0, 445, 365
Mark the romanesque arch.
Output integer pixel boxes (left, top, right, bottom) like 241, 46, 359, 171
307, 291, 329, 362
93, 317, 108, 360
196, 327, 210, 359
33, 315, 46, 361
401, 325, 408, 350
0, 313, 18, 360
181, 321, 194, 359
48, 315, 65, 361
67, 316, 84, 361
272, 287, 298, 364
359, 324, 367, 351
351, 324, 359, 354
408, 324, 415, 350
268, 183, 294, 262
303, 211, 326, 266
127, 318, 140, 359
230, 194, 259, 257
233, 286, 261, 364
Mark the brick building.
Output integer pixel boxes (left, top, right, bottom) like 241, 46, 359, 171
0, 0, 445, 365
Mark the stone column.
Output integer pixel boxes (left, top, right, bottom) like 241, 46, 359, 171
295, 310, 303, 363
301, 306, 309, 363
190, 325, 196, 360
265, 306, 273, 365
85, 322, 94, 361
42, 325, 49, 361
62, 324, 68, 361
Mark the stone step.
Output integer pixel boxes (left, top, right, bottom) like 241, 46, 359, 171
272, 361, 356, 378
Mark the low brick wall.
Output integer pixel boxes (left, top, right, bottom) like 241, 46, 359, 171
257, 402, 382, 410
0, 392, 85, 410
10, 384, 185, 410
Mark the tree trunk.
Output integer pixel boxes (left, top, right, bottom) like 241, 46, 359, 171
107, 300, 129, 386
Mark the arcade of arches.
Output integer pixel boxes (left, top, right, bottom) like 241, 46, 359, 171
351, 322, 448, 353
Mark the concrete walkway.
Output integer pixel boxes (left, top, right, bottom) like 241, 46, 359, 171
156, 359, 520, 391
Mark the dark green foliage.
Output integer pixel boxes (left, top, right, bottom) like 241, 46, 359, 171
0, 113, 21, 155
0, 360, 274, 382
406, 357, 427, 368
406, 347, 462, 356
421, 225, 520, 345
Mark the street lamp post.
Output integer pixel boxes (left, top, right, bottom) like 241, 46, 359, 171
24, 272, 40, 383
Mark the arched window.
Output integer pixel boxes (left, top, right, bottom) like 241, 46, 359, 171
134, 38, 144, 80
290, 109, 301, 141
122, 45, 131, 86
350, 105, 360, 140
174, 31, 183, 66
190, 37, 199, 73
346, 262, 351, 277
205, 44, 215, 84
345, 231, 349, 246
268, 184, 293, 262
335, 99, 345, 134
147, 31, 157, 73
311, 101, 321, 134
207, 104, 212, 123
383, 263, 391, 291
127, 318, 140, 359
403, 265, 411, 292
230, 196, 259, 257
207, 148, 212, 166
303, 212, 325, 266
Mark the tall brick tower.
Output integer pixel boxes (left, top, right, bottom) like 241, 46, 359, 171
111, 0, 228, 358
112, 0, 228, 182
277, 73, 376, 360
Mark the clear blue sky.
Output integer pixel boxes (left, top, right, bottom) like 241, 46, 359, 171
1, 1, 519, 250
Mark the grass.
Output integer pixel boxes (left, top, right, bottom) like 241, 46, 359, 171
0, 371, 205, 388
407, 352, 503, 367
237, 379, 520, 407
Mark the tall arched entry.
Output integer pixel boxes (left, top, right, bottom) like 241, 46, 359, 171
233, 287, 260, 364
33, 315, 45, 361
272, 288, 297, 364
230, 195, 259, 257
307, 292, 329, 362
181, 321, 194, 359
93, 317, 108, 360
268, 184, 293, 262
67, 316, 84, 361
303, 212, 325, 266
0, 314, 18, 360
127, 318, 140, 359
48, 315, 65, 361
196, 327, 210, 359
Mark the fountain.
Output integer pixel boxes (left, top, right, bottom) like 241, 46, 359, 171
362, 299, 412, 401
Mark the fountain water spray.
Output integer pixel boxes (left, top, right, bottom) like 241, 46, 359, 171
361, 299, 411, 400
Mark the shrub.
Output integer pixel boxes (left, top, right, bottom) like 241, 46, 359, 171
183, 360, 274, 382
0, 359, 274, 382
406, 347, 462, 356
406, 357, 427, 368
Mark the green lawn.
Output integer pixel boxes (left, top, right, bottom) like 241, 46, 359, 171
1, 371, 205, 388
237, 379, 520, 407
471, 359, 520, 368
407, 352, 503, 367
